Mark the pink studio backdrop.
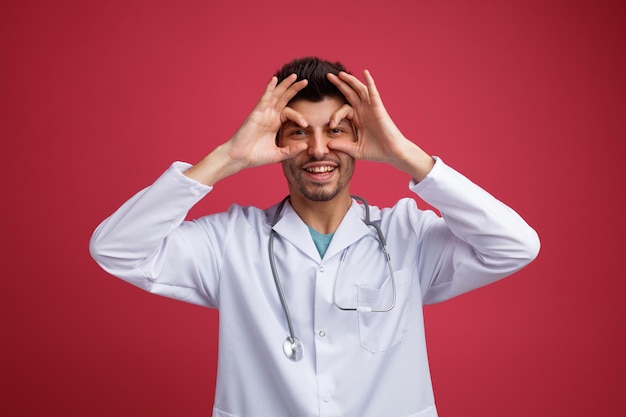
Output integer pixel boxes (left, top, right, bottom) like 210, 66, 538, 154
2, 0, 624, 415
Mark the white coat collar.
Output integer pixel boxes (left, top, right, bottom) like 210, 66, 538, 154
270, 197, 376, 262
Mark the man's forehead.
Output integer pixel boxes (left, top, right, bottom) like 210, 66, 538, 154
287, 96, 345, 108
287, 97, 346, 120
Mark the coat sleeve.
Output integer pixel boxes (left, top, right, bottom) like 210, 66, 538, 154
411, 158, 540, 304
89, 162, 221, 308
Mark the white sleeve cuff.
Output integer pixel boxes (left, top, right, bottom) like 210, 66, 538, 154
169, 161, 213, 194
409, 156, 444, 193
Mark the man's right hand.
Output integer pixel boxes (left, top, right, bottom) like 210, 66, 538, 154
185, 74, 309, 186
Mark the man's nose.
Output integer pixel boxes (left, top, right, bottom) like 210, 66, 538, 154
307, 132, 329, 158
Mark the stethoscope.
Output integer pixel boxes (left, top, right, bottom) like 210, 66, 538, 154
268, 195, 397, 362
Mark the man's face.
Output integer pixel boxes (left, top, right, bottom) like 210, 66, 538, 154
278, 97, 356, 202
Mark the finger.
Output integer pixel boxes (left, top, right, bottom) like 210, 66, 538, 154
337, 71, 371, 104
281, 107, 308, 127
264, 74, 297, 107
265, 75, 279, 91
362, 70, 381, 102
276, 141, 308, 160
329, 103, 353, 128
256, 76, 284, 110
272, 73, 297, 96
327, 137, 359, 159
276, 78, 308, 109
326, 73, 362, 106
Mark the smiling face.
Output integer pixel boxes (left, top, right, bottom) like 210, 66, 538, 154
278, 97, 356, 203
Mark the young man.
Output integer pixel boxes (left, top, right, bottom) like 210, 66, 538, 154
90, 57, 539, 417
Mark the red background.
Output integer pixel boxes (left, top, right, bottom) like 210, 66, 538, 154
2, 0, 625, 415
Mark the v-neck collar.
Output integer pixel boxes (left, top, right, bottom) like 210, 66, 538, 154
270, 198, 375, 262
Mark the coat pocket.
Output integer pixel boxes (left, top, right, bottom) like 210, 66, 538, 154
357, 268, 413, 353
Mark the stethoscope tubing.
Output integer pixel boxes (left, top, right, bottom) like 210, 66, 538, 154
268, 197, 298, 344
269, 195, 396, 362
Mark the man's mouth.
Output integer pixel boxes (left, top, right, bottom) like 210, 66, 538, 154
305, 166, 336, 174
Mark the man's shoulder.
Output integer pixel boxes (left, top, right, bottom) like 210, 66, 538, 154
193, 202, 275, 229
372, 197, 421, 218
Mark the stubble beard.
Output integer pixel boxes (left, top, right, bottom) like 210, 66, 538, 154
297, 181, 343, 202
283, 159, 354, 202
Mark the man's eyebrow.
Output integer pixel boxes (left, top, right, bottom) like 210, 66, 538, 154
282, 119, 352, 128
329, 119, 353, 129
282, 120, 303, 128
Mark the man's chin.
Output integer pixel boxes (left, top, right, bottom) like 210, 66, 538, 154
300, 184, 341, 202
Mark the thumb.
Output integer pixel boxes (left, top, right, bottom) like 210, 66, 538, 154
327, 138, 359, 159
277, 141, 308, 161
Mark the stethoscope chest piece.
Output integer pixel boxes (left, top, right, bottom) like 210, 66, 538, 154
283, 336, 304, 362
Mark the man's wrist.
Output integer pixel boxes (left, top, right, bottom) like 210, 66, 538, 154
390, 139, 435, 182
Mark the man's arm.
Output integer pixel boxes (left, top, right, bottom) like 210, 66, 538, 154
327, 70, 539, 298
89, 75, 308, 305
412, 158, 540, 303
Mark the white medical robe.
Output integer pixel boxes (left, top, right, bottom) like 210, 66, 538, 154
90, 158, 540, 417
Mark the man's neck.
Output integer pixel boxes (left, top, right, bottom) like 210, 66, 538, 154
289, 193, 352, 235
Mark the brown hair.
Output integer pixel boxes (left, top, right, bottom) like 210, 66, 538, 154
275, 56, 349, 103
